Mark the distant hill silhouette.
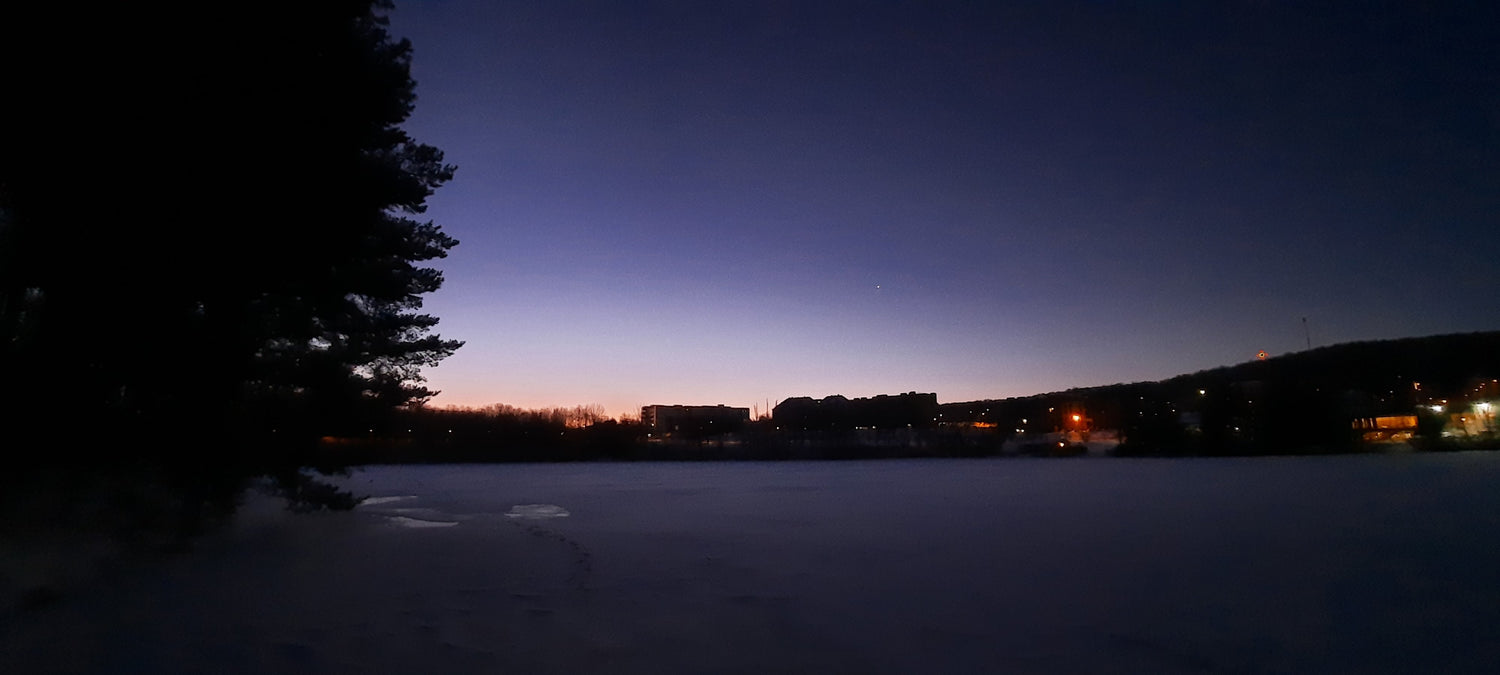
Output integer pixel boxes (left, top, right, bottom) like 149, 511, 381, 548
941, 331, 1500, 455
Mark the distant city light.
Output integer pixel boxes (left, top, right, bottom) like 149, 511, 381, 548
1430, 405, 1444, 413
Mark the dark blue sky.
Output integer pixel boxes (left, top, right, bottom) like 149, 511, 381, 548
385, 1, 1498, 416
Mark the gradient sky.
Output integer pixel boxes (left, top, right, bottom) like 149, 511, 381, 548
381, 1, 1498, 418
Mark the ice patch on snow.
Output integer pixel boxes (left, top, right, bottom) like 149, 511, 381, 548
385, 516, 459, 528
360, 495, 418, 506
505, 504, 570, 519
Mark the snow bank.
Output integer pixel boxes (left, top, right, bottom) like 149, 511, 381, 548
504, 504, 570, 519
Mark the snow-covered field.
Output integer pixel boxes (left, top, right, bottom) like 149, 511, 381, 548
6, 455, 1500, 673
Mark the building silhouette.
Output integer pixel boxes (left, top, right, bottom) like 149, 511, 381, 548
773, 392, 939, 431
642, 404, 750, 436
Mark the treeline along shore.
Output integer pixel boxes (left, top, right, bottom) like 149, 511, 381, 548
318, 331, 1500, 465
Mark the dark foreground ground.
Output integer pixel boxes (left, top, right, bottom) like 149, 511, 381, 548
5, 454, 1500, 673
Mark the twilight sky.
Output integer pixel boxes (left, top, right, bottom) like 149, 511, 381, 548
382, 1, 1498, 417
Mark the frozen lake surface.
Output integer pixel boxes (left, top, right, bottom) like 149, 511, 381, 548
7, 455, 1500, 673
